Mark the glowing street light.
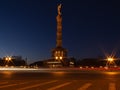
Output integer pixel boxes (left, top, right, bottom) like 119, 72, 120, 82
107, 57, 114, 62
102, 49, 118, 67
106, 56, 116, 67
5, 56, 12, 61
4, 56, 13, 66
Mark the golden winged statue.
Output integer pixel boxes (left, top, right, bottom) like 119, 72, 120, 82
58, 4, 62, 15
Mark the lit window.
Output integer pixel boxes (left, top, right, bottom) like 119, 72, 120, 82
9, 57, 11, 60
55, 57, 58, 60
60, 56, 62, 60
5, 58, 8, 61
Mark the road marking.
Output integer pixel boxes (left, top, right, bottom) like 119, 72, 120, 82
0, 81, 34, 88
47, 82, 72, 90
109, 83, 116, 90
77, 83, 92, 90
17, 80, 58, 90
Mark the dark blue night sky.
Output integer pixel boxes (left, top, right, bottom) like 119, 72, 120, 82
0, 0, 120, 63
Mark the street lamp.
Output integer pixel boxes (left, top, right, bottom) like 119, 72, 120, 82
103, 50, 118, 67
106, 57, 116, 67
107, 57, 114, 62
5, 56, 12, 66
5, 56, 12, 61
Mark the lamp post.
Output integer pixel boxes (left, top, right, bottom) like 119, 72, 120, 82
5, 56, 12, 67
106, 57, 116, 67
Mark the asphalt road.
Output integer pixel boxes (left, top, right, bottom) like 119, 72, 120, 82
0, 69, 120, 90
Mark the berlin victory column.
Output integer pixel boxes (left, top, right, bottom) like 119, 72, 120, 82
44, 4, 69, 67
31, 4, 74, 67
51, 4, 68, 64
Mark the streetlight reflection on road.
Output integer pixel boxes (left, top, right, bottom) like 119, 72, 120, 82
52, 72, 65, 76
2, 71, 13, 78
104, 72, 119, 75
